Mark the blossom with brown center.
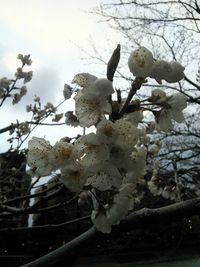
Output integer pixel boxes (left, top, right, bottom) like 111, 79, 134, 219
128, 47, 154, 78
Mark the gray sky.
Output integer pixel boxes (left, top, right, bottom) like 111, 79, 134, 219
0, 0, 122, 152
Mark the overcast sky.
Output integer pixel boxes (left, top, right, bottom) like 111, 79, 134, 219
0, 0, 123, 152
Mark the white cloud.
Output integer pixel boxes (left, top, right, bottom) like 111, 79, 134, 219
0, 0, 102, 54
0, 0, 124, 152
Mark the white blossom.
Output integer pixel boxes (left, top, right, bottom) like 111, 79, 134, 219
82, 78, 114, 99
20, 86, 27, 96
124, 110, 143, 126
17, 54, 32, 65
73, 74, 114, 127
164, 61, 185, 83
91, 184, 134, 233
19, 122, 30, 135
15, 67, 24, 79
24, 71, 33, 83
27, 137, 53, 177
149, 89, 167, 104
148, 177, 177, 201
149, 144, 160, 156
91, 209, 112, 234
114, 119, 140, 151
65, 111, 79, 127
156, 109, 174, 132
123, 146, 147, 179
128, 47, 154, 78
12, 86, 27, 104
75, 91, 112, 127
0, 77, 12, 89
107, 183, 134, 225
156, 93, 187, 131
49, 140, 76, 169
146, 121, 156, 134
44, 102, 57, 112
61, 163, 86, 193
72, 73, 97, 87
85, 162, 122, 190
149, 60, 171, 84
25, 47, 189, 235
96, 119, 118, 144
167, 93, 187, 113
86, 172, 113, 191
12, 93, 22, 105
149, 59, 184, 83
147, 180, 159, 196
75, 133, 109, 167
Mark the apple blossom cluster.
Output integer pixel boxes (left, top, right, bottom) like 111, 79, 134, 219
27, 46, 187, 233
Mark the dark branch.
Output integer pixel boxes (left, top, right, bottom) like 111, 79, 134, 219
21, 226, 97, 267
22, 197, 200, 266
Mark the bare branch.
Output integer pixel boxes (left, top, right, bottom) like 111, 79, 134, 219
0, 215, 91, 234
184, 75, 200, 90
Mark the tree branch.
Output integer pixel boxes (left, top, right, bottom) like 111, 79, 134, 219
21, 197, 200, 267
118, 77, 144, 118
122, 196, 200, 229
21, 226, 97, 267
0, 215, 91, 234
184, 75, 200, 90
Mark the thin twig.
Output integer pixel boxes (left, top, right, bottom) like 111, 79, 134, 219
118, 77, 144, 118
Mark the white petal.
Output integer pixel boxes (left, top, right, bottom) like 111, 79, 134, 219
96, 119, 118, 144
75, 94, 100, 127
156, 110, 173, 132
128, 47, 154, 77
149, 60, 171, 83
164, 61, 185, 83
61, 165, 86, 193
84, 78, 114, 98
71, 73, 97, 87
167, 93, 187, 110
171, 110, 185, 122
91, 211, 112, 233
107, 183, 134, 225
27, 137, 53, 177
50, 141, 76, 169
114, 119, 139, 151
75, 133, 110, 167
86, 162, 122, 190
150, 89, 167, 104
